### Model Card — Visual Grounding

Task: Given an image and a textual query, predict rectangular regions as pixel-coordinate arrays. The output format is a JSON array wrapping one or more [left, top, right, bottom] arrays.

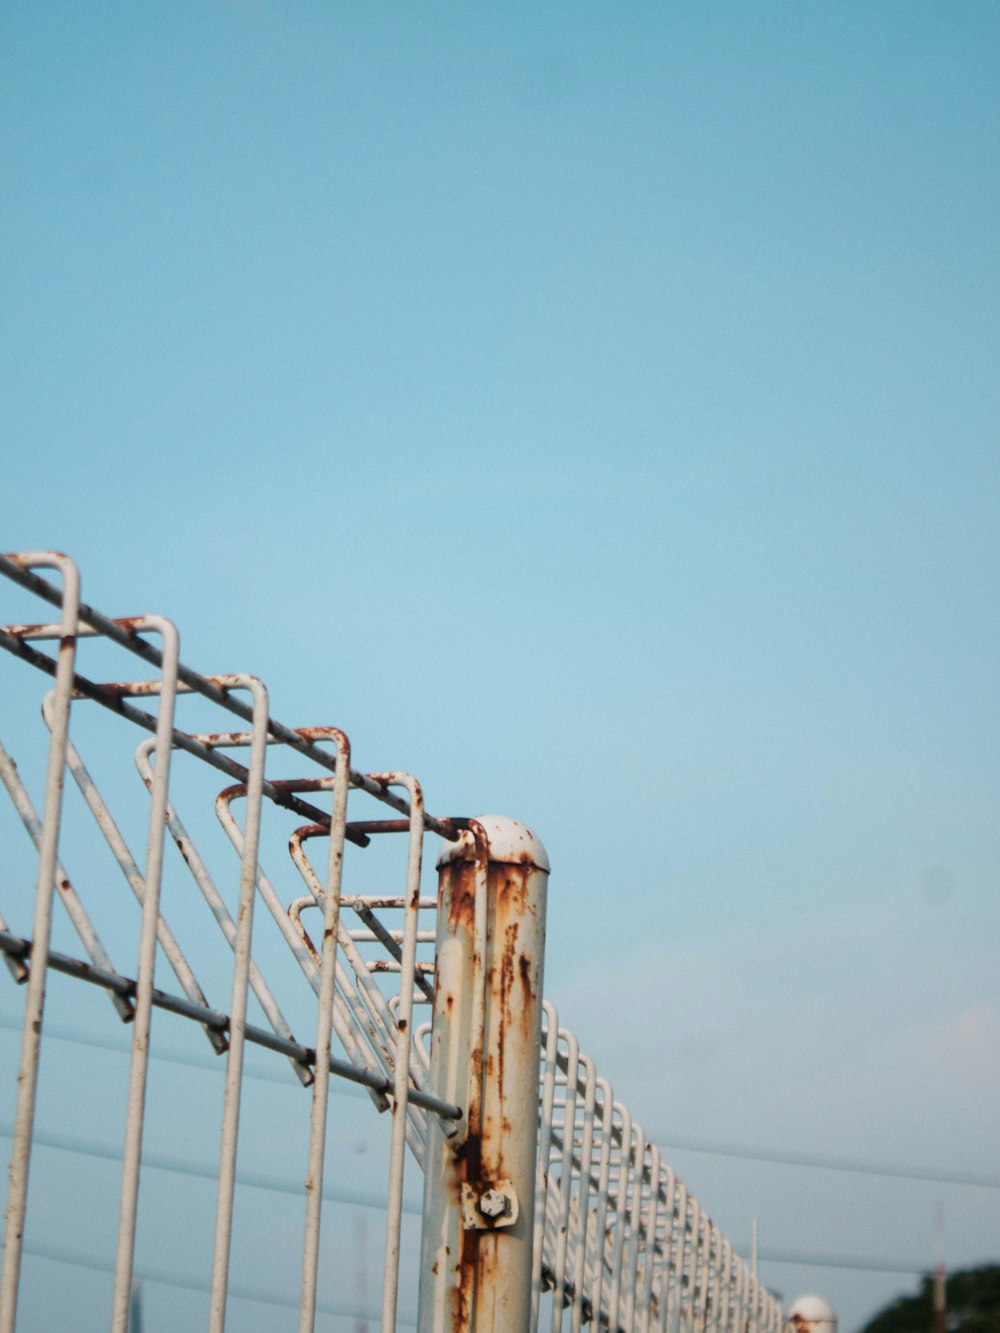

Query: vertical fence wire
[[50, 715, 221, 1045], [0, 553, 81, 1333], [207, 677, 270, 1333], [0, 732, 130, 1017], [298, 730, 350, 1333], [374, 775, 424, 1333], [111, 619, 181, 1332]]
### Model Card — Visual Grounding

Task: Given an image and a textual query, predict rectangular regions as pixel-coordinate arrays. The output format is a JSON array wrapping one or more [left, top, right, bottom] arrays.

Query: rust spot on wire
[[295, 726, 348, 744], [112, 616, 146, 634]]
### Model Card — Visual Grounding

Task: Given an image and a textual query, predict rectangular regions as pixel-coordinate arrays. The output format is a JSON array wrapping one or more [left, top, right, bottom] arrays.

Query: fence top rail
[[0, 550, 463, 842]]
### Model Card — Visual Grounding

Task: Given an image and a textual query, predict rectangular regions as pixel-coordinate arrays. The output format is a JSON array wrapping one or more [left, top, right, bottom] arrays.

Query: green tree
[[861, 1264, 1000, 1333]]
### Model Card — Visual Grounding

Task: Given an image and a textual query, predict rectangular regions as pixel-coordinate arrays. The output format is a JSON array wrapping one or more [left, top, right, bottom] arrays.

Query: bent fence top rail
[[0, 550, 784, 1333]]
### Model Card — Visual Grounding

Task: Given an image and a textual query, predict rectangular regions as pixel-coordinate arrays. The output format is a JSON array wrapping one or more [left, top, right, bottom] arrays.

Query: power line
[[5, 1011, 993, 1192], [0, 1010, 365, 1095], [0, 1122, 420, 1217], [755, 1248, 926, 1276], [1, 1124, 941, 1282], [649, 1133, 999, 1192], [19, 1239, 929, 1317], [22, 1239, 418, 1327]]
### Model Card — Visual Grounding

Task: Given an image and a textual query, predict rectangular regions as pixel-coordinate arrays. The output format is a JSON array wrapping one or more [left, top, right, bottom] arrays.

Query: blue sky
[[2, 3, 998, 1329]]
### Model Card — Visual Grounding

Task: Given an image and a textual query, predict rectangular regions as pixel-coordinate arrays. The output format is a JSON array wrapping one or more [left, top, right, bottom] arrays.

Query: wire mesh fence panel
[[531, 1000, 785, 1333], [0, 551, 788, 1333]]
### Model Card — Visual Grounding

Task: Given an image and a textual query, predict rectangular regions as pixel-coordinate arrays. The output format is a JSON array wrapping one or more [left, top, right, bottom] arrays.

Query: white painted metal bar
[[207, 677, 269, 1333], [42, 709, 218, 1041], [637, 1143, 662, 1333], [671, 1181, 690, 1333], [373, 773, 424, 1333], [606, 1100, 633, 1332], [532, 999, 789, 1333], [111, 617, 181, 1333], [0, 552, 80, 1333], [289, 826, 434, 1102], [715, 1233, 731, 1332], [297, 728, 350, 1333], [287, 891, 412, 1111], [531, 1002, 561, 1328], [689, 1202, 706, 1333], [655, 1162, 678, 1333], [135, 739, 304, 1070], [0, 737, 131, 1019], [623, 1123, 647, 1332], [0, 926, 456, 1115], [549, 1031, 580, 1333], [590, 1075, 617, 1327], [568, 1054, 597, 1333], [217, 795, 393, 1103], [711, 1220, 724, 1331]]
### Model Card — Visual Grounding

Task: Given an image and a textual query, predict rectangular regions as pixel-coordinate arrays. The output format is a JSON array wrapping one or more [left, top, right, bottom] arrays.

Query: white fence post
[[417, 816, 549, 1333]]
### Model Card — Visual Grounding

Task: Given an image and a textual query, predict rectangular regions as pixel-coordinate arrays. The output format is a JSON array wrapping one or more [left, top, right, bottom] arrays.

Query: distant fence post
[[417, 816, 549, 1333]]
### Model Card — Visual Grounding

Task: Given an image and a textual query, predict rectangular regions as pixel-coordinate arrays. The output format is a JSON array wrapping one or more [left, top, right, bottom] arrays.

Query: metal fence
[[0, 550, 784, 1332]]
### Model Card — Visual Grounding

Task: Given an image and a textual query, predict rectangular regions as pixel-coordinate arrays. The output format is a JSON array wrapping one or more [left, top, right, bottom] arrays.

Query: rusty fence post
[[417, 816, 549, 1333]]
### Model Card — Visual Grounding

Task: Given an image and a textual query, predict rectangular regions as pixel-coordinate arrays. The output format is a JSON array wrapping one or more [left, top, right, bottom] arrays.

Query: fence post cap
[[437, 815, 550, 872]]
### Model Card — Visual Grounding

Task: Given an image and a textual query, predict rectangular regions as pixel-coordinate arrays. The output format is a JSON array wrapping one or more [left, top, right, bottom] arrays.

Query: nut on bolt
[[461, 1179, 518, 1229], [477, 1188, 510, 1220]]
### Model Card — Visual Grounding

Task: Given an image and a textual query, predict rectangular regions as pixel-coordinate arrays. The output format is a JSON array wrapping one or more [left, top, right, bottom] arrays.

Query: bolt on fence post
[[417, 816, 549, 1333]]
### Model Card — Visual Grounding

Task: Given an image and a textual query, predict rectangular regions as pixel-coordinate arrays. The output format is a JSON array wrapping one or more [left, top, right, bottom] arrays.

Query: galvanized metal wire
[[0, 550, 785, 1333]]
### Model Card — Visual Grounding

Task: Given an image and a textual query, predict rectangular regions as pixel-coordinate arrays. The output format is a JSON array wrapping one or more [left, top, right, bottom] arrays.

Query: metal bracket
[[461, 1179, 519, 1230]]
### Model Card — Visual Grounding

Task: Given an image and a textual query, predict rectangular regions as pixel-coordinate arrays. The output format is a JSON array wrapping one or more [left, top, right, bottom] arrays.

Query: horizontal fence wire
[[0, 550, 787, 1333]]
